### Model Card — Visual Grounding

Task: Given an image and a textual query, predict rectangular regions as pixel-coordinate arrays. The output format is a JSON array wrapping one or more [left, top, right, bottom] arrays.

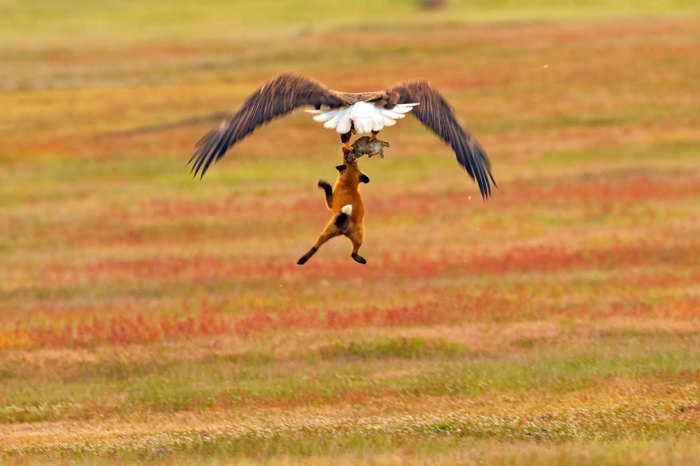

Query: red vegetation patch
[[98, 175, 700, 227], [467, 240, 698, 274], [4, 291, 697, 350], [46, 256, 300, 282], [39, 237, 699, 288], [1, 301, 445, 349]]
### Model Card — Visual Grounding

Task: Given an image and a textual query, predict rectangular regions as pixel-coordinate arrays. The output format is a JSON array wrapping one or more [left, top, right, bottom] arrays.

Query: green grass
[[318, 337, 469, 360], [2, 0, 700, 47], [1, 334, 697, 425]]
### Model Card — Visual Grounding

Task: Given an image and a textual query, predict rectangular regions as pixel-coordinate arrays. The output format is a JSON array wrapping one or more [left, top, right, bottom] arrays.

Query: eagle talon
[[343, 143, 354, 153]]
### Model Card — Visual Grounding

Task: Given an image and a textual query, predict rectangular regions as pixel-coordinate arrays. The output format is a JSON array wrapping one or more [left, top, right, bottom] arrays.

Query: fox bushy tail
[[334, 204, 352, 229]]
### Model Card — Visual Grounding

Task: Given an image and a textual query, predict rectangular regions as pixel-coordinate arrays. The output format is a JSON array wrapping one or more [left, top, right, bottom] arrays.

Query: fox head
[[336, 162, 370, 185]]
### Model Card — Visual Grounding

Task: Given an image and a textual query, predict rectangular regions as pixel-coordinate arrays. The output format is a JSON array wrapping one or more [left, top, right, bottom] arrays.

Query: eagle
[[190, 73, 495, 198]]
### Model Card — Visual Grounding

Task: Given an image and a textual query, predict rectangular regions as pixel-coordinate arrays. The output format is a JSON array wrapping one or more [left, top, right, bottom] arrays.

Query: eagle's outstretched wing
[[190, 74, 349, 177], [385, 80, 495, 199]]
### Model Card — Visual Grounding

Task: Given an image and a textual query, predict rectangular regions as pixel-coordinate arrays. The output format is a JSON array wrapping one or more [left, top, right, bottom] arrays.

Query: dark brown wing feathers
[[386, 80, 495, 199], [190, 74, 495, 199], [189, 74, 349, 177]]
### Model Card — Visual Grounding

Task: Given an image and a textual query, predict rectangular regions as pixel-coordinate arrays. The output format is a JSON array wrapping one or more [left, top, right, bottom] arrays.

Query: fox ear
[[359, 174, 370, 184], [336, 165, 347, 172]]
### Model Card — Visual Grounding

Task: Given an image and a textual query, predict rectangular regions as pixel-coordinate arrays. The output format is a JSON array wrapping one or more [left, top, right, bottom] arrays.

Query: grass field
[[1, 1, 699, 463]]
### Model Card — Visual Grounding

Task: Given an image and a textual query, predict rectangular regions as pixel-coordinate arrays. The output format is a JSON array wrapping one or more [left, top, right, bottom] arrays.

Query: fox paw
[[351, 253, 367, 265]]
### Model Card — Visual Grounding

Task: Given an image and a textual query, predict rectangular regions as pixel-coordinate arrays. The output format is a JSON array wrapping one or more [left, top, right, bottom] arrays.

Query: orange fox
[[297, 160, 370, 265]]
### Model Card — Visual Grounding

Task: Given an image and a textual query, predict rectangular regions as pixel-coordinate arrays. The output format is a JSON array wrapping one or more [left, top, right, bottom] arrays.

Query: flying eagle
[[190, 73, 495, 198]]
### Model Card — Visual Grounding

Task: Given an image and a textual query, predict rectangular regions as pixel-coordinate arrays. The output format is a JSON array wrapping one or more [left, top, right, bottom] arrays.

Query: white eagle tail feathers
[[307, 102, 419, 134], [341, 204, 353, 215]]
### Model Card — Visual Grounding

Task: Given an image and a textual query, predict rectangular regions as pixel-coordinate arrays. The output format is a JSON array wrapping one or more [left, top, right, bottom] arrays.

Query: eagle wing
[[385, 80, 495, 198], [190, 74, 350, 177]]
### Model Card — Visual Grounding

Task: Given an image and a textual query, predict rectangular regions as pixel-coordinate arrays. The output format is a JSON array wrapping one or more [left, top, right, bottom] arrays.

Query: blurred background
[[1, 0, 699, 462]]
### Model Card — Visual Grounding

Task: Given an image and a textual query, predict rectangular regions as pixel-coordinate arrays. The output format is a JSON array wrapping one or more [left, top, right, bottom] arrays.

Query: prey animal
[[297, 142, 380, 265]]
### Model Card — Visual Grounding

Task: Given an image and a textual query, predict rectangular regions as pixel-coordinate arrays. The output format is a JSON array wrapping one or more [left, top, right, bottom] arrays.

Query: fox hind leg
[[351, 252, 366, 264], [297, 223, 341, 265], [346, 227, 366, 265], [296, 247, 317, 265]]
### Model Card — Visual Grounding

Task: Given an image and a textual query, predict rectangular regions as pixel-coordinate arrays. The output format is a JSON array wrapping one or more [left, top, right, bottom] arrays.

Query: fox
[[297, 160, 370, 265]]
